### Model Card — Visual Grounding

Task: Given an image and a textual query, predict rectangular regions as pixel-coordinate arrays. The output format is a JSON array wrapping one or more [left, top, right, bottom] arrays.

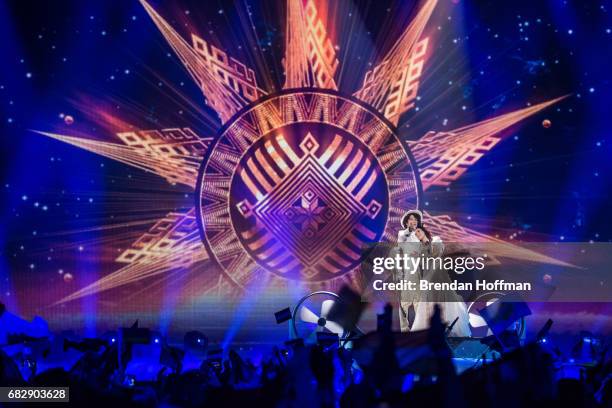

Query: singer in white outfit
[[409, 225, 471, 337], [396, 210, 422, 333], [396, 210, 471, 337]]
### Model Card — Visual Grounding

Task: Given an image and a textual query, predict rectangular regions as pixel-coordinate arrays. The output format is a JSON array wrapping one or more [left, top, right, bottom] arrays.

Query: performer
[[395, 210, 471, 337], [396, 210, 423, 332], [410, 225, 471, 337], [398, 209, 422, 243]]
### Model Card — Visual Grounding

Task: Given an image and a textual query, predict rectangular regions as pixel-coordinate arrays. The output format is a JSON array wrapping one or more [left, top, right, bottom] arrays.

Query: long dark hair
[[416, 225, 432, 241], [402, 212, 422, 229]]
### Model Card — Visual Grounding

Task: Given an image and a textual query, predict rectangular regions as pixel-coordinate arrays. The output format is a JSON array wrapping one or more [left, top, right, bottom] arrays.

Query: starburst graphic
[[36, 0, 569, 306]]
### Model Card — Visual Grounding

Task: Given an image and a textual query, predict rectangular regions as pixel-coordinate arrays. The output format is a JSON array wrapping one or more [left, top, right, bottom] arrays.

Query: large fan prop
[[291, 291, 348, 344], [467, 292, 526, 339]]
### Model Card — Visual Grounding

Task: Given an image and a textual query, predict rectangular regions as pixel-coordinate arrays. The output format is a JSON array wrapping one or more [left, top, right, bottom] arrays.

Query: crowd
[[0, 305, 610, 407]]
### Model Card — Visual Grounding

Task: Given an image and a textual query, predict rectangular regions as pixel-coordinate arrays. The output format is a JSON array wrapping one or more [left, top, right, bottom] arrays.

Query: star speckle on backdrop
[[0, 0, 610, 321]]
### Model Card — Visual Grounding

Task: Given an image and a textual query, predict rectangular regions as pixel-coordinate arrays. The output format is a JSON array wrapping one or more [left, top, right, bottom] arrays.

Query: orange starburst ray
[[425, 212, 574, 267], [191, 33, 266, 103], [55, 209, 208, 304], [410, 96, 567, 190], [35, 128, 211, 189], [54, 247, 205, 304], [140, 0, 266, 124], [283, 0, 339, 90], [354, 0, 437, 124]]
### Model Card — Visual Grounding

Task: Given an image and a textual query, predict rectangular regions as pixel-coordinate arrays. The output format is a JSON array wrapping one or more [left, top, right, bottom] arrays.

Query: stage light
[[572, 331, 599, 362], [274, 307, 292, 324], [536, 318, 554, 343], [184, 331, 208, 351], [123, 375, 136, 388]]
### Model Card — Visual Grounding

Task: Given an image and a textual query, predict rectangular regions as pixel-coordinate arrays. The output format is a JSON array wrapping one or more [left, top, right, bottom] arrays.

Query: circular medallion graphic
[[197, 90, 421, 287]]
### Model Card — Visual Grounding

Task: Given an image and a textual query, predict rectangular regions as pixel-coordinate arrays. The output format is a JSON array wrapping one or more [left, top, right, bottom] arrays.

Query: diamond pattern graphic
[[254, 156, 366, 266]]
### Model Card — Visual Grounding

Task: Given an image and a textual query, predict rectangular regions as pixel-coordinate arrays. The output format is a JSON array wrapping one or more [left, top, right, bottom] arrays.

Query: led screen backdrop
[[1, 0, 610, 339]]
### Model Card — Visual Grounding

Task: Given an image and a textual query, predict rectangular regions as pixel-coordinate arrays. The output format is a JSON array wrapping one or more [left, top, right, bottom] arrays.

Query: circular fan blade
[[468, 313, 487, 328], [299, 305, 320, 324], [320, 299, 335, 318], [325, 320, 344, 335], [469, 298, 500, 328], [485, 301, 501, 317]]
